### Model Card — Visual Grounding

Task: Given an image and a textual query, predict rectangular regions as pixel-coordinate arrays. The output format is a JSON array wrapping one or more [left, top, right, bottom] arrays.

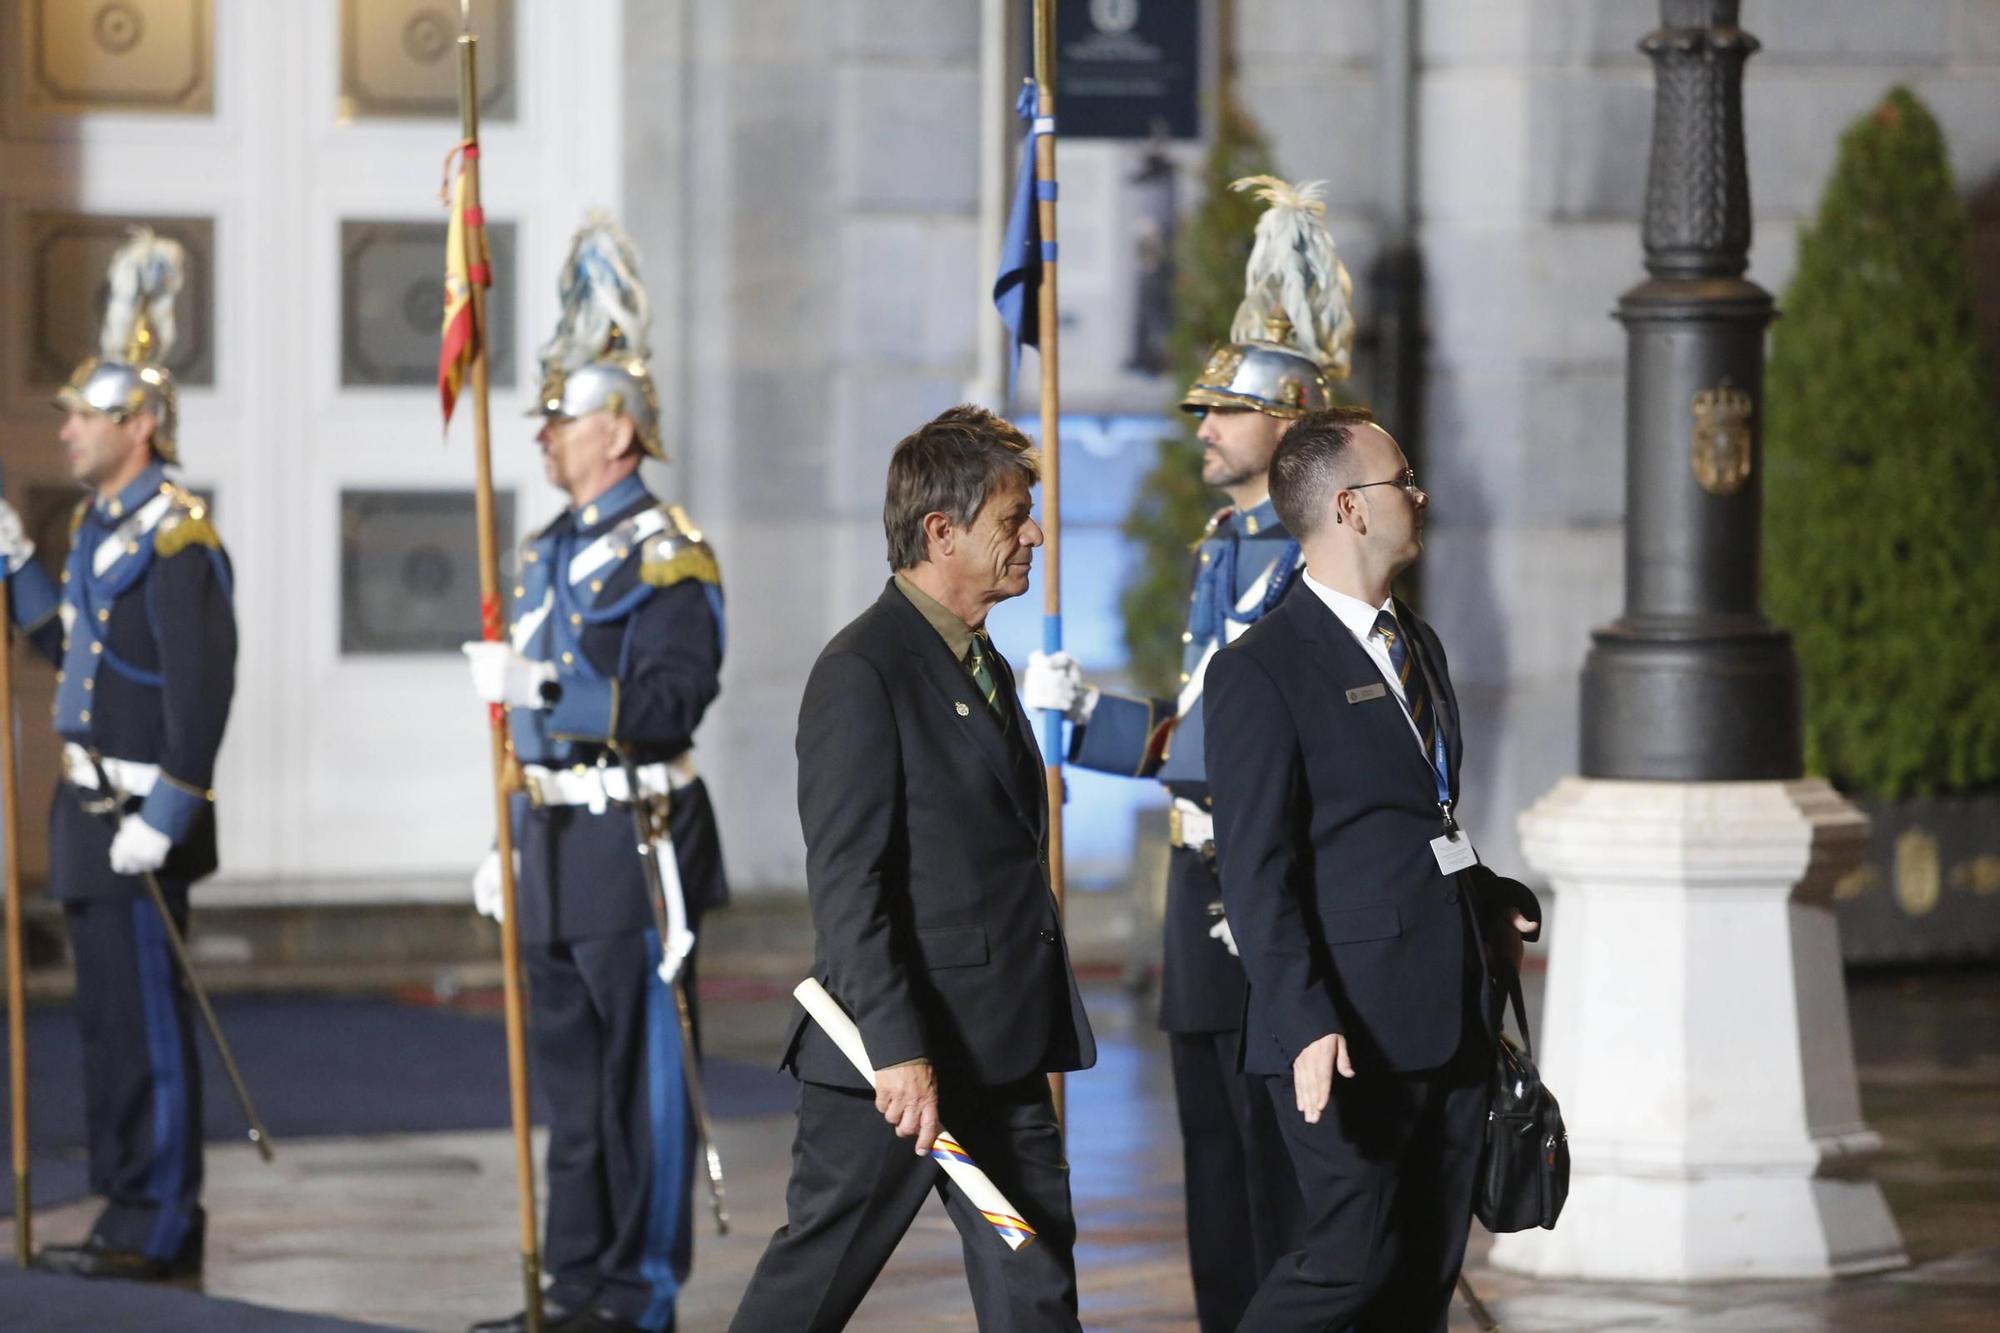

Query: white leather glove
[[0, 498, 35, 574], [109, 816, 173, 877], [461, 641, 555, 709], [472, 849, 521, 921], [1022, 650, 1096, 722], [1208, 916, 1239, 958]]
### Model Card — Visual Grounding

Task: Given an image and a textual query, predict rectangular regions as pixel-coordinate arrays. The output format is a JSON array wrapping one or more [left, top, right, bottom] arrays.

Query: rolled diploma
[[793, 978, 1037, 1251]]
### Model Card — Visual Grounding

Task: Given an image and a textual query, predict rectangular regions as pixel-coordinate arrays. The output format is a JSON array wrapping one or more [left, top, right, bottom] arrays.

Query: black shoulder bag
[[1475, 972, 1569, 1233]]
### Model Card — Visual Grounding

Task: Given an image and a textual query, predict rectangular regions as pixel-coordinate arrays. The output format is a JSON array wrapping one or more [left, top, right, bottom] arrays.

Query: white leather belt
[[1168, 797, 1213, 849], [521, 754, 697, 812], [63, 744, 160, 797]]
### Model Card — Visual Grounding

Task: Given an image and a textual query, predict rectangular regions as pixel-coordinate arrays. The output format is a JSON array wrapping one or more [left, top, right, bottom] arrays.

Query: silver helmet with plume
[[1181, 176, 1355, 419], [528, 213, 664, 459], [55, 227, 187, 463]]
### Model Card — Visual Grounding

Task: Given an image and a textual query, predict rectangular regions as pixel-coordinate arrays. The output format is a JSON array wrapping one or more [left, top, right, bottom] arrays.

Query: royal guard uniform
[[1025, 179, 1356, 1330], [0, 230, 236, 1281], [463, 217, 727, 1333]]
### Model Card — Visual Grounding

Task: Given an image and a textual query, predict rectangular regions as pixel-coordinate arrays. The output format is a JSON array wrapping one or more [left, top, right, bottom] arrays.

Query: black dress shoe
[[569, 1311, 651, 1333], [467, 1303, 580, 1333], [33, 1232, 203, 1282]]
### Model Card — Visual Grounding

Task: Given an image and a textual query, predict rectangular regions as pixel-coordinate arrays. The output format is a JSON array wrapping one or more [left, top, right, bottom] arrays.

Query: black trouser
[[527, 931, 695, 1331], [1168, 1028, 1304, 1332], [64, 886, 204, 1260], [729, 1075, 1080, 1333], [1239, 1022, 1489, 1333]]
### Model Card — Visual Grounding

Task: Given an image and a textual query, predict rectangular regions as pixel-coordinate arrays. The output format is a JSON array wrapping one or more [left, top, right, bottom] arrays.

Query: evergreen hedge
[[1118, 95, 1277, 696], [1765, 86, 2000, 797]]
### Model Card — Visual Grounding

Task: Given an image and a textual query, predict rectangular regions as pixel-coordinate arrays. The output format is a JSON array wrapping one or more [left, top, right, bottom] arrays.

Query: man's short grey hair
[[1270, 405, 1379, 539], [884, 405, 1040, 570]]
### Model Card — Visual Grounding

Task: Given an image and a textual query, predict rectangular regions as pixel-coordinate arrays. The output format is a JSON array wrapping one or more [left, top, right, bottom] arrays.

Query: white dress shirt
[[1300, 569, 1426, 750]]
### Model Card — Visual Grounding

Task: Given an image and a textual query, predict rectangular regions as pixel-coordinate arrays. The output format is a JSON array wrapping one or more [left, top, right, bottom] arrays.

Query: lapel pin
[[955, 702, 970, 717]]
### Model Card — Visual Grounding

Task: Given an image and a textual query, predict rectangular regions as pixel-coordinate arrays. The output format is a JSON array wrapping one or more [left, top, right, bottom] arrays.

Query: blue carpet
[[2, 992, 794, 1216], [0, 1263, 399, 1331]]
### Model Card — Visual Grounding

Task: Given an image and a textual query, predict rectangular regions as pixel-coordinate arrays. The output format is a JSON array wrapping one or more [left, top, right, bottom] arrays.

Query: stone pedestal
[[1488, 777, 1907, 1281]]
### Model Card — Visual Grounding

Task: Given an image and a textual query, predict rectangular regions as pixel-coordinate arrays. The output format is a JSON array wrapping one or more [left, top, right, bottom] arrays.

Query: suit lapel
[[1396, 598, 1461, 801], [990, 649, 1049, 839], [1286, 591, 1443, 795], [883, 586, 1042, 839]]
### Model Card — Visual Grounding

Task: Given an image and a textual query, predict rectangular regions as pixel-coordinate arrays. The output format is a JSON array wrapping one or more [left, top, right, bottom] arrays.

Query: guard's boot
[[467, 1301, 584, 1333], [34, 1223, 204, 1283]]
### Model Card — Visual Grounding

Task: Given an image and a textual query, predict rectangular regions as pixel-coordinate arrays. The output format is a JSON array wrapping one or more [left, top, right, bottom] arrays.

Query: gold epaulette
[[153, 484, 222, 558], [1189, 506, 1234, 551], [640, 504, 721, 588], [69, 499, 88, 538]]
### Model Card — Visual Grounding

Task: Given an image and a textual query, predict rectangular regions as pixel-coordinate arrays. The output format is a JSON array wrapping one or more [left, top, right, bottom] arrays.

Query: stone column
[[1488, 1, 1906, 1281]]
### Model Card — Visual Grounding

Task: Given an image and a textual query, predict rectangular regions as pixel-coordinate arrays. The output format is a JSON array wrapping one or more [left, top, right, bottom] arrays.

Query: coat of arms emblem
[[1690, 380, 1755, 496]]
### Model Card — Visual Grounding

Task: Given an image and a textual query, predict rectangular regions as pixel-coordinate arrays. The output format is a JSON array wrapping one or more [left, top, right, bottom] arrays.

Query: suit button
[[1445, 888, 1460, 905]]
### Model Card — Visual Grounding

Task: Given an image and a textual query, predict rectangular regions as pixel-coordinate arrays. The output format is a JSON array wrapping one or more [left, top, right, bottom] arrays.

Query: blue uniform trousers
[[64, 882, 204, 1261], [528, 929, 695, 1331]]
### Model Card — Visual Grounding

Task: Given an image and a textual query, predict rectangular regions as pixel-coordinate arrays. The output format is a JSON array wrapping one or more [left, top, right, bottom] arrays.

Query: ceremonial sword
[[80, 756, 273, 1162], [616, 747, 727, 1234]]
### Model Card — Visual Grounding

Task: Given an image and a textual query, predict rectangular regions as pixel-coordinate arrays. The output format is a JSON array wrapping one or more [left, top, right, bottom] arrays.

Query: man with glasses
[[1205, 409, 1540, 1330], [1021, 177, 1356, 1329]]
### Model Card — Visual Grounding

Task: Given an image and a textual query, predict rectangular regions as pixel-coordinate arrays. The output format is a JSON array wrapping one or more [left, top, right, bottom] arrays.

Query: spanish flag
[[438, 141, 490, 426]]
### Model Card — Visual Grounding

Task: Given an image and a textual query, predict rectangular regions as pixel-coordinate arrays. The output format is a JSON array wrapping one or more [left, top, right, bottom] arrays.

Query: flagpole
[[2, 573, 31, 1266], [1031, 0, 1066, 1121], [455, 14, 544, 1332]]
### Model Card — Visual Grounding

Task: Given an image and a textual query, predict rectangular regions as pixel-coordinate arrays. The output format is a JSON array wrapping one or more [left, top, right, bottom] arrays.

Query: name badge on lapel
[[1345, 682, 1387, 704]]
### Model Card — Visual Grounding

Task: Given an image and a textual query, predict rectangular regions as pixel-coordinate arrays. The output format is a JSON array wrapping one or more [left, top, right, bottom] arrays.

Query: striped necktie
[[1373, 608, 1437, 759], [965, 631, 1008, 728]]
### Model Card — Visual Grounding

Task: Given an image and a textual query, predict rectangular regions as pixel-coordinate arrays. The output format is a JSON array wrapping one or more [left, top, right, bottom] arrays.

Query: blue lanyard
[[1429, 721, 1456, 833], [1406, 631, 1455, 832]]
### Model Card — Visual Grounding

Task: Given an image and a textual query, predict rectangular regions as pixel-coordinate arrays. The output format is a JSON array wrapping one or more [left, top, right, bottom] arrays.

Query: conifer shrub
[[1765, 86, 2000, 797]]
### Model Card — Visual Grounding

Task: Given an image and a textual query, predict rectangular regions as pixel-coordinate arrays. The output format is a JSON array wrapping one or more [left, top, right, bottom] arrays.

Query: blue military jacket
[[6, 462, 237, 898], [1066, 495, 1300, 1033], [505, 474, 729, 944], [1069, 496, 1300, 795]]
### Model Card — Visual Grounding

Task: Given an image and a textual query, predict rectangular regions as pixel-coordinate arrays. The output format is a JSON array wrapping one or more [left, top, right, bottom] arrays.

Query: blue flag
[[992, 81, 1053, 394]]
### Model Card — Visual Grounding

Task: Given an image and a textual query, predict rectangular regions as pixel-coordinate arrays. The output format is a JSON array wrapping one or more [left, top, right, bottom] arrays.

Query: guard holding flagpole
[[1022, 177, 1357, 1330], [460, 215, 729, 1333], [0, 229, 238, 1283]]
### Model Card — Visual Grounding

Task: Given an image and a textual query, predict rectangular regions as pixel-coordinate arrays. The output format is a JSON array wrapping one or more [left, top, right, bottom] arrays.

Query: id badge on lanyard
[[1424, 714, 1478, 875]]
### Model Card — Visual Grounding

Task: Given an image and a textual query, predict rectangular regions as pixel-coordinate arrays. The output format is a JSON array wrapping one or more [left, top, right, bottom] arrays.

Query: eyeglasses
[[1347, 468, 1421, 495]]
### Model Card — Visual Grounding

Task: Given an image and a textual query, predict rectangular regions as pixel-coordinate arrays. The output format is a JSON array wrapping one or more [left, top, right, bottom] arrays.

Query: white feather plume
[[1227, 176, 1355, 378], [100, 227, 185, 364], [539, 211, 651, 374]]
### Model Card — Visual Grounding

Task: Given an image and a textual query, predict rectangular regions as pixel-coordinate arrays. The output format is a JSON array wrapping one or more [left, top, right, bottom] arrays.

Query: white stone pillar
[[1488, 777, 1907, 1281]]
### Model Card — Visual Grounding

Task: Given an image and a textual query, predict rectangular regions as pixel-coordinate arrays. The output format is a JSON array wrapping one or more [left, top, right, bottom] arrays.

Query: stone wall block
[[839, 0, 979, 60], [835, 65, 980, 213], [1238, 0, 1380, 62]]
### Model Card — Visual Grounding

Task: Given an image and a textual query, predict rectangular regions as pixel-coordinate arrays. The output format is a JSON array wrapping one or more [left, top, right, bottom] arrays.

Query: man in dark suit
[[729, 405, 1096, 1332], [1204, 408, 1540, 1330]]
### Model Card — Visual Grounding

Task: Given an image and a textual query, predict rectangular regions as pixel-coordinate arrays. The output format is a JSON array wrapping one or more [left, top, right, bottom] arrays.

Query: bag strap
[[1505, 969, 1533, 1062]]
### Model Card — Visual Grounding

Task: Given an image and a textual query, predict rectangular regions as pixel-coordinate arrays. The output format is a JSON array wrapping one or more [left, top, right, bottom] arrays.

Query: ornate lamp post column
[[1489, 1, 1907, 1281], [1583, 0, 1793, 781]]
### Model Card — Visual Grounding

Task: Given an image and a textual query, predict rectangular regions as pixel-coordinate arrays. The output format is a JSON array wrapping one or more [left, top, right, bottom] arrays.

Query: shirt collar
[[893, 573, 977, 662], [95, 461, 168, 523], [1236, 496, 1280, 538], [1301, 568, 1393, 647], [570, 474, 652, 535]]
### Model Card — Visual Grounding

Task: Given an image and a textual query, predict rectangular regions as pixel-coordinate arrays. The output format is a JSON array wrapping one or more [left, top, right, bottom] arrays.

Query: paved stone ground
[[3, 907, 1995, 1331]]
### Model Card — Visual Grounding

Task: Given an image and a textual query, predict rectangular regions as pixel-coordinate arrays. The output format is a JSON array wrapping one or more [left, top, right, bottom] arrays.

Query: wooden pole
[[2, 578, 30, 1265], [1031, 0, 1065, 1120], [457, 18, 543, 1332]]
